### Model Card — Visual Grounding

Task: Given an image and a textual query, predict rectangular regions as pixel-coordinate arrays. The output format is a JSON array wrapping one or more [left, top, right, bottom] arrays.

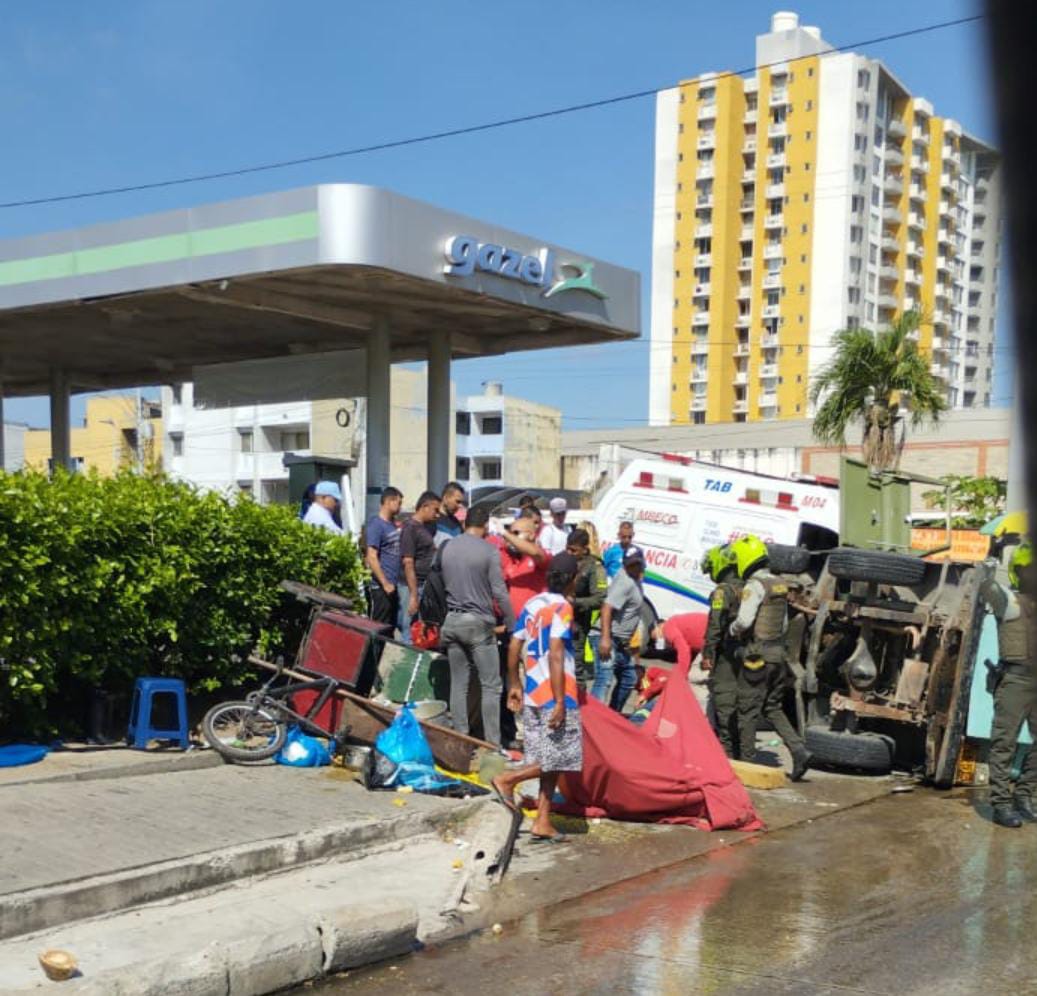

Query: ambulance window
[[797, 523, 838, 552]]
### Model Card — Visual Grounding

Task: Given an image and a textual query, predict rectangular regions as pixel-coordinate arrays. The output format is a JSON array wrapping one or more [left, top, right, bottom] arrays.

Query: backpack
[[418, 544, 448, 627]]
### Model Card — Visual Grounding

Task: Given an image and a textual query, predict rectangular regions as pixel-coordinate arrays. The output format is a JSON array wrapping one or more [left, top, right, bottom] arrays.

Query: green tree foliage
[[921, 474, 1007, 528], [0, 470, 365, 736], [809, 311, 947, 471]]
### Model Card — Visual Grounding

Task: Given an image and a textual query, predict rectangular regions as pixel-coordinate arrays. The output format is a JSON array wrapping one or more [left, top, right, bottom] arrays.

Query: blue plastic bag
[[275, 726, 333, 767], [375, 703, 435, 768], [0, 744, 49, 767]]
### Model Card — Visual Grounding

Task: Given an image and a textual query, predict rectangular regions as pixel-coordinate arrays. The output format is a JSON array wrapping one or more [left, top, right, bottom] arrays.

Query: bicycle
[[201, 657, 347, 763]]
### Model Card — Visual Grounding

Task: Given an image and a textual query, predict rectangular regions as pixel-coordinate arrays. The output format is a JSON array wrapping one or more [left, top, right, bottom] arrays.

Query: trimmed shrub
[[0, 470, 365, 736]]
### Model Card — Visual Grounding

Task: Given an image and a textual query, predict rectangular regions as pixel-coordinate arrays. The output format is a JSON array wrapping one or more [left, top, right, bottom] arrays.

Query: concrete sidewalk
[[0, 763, 479, 940]]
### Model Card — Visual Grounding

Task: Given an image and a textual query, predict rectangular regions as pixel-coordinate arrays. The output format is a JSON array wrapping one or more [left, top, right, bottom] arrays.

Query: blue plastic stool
[[127, 677, 190, 749]]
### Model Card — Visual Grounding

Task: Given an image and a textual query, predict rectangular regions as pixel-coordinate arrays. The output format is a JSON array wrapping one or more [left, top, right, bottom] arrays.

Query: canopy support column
[[0, 379, 5, 471], [427, 331, 451, 492], [365, 317, 391, 520], [49, 369, 72, 474]]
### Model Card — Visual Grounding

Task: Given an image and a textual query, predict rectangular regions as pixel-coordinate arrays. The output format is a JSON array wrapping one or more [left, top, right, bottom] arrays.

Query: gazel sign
[[443, 235, 608, 300]]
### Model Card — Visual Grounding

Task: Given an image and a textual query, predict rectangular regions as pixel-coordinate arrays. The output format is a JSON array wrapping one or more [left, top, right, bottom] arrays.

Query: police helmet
[[730, 535, 769, 580]]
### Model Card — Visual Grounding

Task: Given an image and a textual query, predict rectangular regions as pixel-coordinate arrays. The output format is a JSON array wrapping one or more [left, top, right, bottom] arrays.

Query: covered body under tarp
[[557, 656, 764, 832]]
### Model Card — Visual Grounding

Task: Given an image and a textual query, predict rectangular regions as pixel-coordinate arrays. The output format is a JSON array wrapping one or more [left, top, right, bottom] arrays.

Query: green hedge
[[0, 470, 365, 737]]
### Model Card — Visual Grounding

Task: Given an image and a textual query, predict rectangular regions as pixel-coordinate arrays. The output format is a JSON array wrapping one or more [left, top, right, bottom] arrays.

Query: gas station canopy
[[0, 184, 640, 397]]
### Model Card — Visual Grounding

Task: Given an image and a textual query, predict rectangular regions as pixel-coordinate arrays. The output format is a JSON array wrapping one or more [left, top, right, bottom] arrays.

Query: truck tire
[[767, 543, 811, 575], [826, 548, 926, 585], [805, 726, 895, 774]]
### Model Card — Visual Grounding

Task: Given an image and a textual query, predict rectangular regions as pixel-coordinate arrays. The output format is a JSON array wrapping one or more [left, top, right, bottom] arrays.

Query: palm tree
[[809, 311, 947, 472]]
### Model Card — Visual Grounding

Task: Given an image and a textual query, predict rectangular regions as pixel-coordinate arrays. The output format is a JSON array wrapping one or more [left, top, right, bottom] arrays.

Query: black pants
[[369, 584, 399, 630]]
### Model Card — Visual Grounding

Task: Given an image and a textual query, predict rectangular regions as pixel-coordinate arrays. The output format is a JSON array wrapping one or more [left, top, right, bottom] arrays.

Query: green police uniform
[[983, 580, 1037, 813], [704, 578, 743, 757], [731, 570, 806, 764], [572, 553, 608, 688]]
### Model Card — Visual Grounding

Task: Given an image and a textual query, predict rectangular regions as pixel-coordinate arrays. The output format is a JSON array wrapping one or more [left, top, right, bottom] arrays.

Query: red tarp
[[558, 613, 764, 832]]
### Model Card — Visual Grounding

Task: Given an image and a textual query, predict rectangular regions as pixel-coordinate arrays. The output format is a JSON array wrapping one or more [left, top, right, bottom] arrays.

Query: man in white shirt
[[302, 481, 344, 535], [539, 497, 572, 555]]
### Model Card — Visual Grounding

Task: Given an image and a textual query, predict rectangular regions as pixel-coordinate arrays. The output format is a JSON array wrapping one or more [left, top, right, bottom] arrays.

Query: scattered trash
[[0, 744, 49, 768], [456, 840, 470, 849], [492, 923, 504, 935], [452, 858, 464, 869], [392, 798, 407, 807], [767, 739, 781, 747], [396, 785, 414, 794], [38, 949, 77, 981], [275, 727, 333, 767], [891, 783, 915, 794]]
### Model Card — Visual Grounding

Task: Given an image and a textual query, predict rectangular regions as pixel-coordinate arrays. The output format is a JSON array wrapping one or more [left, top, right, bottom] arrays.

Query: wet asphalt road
[[315, 788, 1037, 995]]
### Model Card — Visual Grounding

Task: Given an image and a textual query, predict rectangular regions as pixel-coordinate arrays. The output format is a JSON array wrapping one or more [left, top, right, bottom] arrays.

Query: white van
[[593, 456, 840, 619]]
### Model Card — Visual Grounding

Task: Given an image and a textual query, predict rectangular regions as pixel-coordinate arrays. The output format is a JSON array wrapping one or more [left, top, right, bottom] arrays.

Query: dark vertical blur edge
[[984, 1, 1034, 527]]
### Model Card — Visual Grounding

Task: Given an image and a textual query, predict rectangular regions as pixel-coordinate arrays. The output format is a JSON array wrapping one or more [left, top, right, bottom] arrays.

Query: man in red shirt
[[488, 509, 549, 747]]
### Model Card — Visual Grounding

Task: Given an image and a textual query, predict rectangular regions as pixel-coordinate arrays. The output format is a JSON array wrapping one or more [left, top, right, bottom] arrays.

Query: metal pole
[[365, 316, 392, 520], [426, 331, 451, 491], [0, 379, 6, 471], [49, 369, 72, 473]]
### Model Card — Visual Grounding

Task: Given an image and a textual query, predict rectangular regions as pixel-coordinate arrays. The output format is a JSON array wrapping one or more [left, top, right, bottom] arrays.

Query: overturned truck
[[788, 547, 990, 786]]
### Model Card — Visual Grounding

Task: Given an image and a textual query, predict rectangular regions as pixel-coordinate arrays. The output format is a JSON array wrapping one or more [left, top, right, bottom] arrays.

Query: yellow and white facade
[[649, 12, 1001, 425]]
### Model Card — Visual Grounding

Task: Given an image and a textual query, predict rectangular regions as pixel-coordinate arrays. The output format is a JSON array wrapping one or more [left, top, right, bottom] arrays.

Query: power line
[[0, 14, 984, 211]]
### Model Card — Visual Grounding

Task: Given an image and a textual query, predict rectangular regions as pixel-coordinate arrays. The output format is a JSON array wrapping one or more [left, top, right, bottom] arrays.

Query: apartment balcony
[[740, 199, 755, 214], [742, 167, 756, 182], [691, 397, 708, 412], [734, 371, 748, 386], [733, 399, 749, 414], [887, 118, 907, 139], [903, 295, 919, 311], [698, 103, 717, 121], [695, 224, 713, 239], [763, 243, 783, 259], [937, 227, 952, 246], [734, 341, 750, 356], [697, 163, 715, 180], [912, 125, 929, 144], [692, 283, 711, 299], [698, 134, 716, 150], [878, 293, 898, 310], [765, 183, 785, 199], [930, 360, 949, 379], [881, 234, 900, 252], [939, 172, 954, 190], [760, 363, 779, 378], [907, 211, 924, 230], [885, 147, 905, 167], [743, 109, 758, 124], [767, 122, 788, 138], [762, 304, 780, 319], [911, 155, 929, 172], [691, 368, 709, 384], [744, 77, 758, 94], [769, 88, 789, 106], [759, 393, 778, 409], [697, 194, 714, 208], [763, 213, 783, 229], [766, 152, 786, 169], [737, 284, 752, 300], [692, 312, 710, 327], [762, 273, 782, 290], [879, 264, 899, 282], [932, 307, 950, 324], [883, 205, 903, 226], [906, 241, 924, 258], [695, 252, 711, 267], [905, 268, 921, 285], [691, 339, 710, 355], [738, 256, 753, 270], [761, 333, 780, 349], [883, 174, 904, 195], [735, 314, 751, 328], [743, 138, 757, 153], [909, 183, 926, 201], [740, 225, 755, 240]]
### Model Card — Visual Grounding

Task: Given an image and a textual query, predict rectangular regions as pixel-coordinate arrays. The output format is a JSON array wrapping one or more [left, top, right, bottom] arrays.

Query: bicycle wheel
[[202, 700, 286, 762]]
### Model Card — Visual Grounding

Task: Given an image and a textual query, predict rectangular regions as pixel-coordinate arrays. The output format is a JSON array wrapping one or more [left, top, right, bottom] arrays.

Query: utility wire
[[0, 14, 984, 210]]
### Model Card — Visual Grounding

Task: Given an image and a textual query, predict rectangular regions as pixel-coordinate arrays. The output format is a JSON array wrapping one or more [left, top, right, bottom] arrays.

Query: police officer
[[982, 539, 1037, 828], [728, 535, 811, 781], [701, 544, 743, 757], [567, 527, 608, 689]]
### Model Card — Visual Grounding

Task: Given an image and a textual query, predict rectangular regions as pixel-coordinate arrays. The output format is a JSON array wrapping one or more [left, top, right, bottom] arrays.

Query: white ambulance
[[593, 455, 840, 619]]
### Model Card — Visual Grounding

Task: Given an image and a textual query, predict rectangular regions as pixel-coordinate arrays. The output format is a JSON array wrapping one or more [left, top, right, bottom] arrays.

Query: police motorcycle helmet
[[730, 534, 769, 580]]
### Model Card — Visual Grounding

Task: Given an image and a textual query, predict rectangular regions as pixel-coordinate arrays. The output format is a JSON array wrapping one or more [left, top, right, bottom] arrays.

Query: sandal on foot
[[529, 832, 569, 844]]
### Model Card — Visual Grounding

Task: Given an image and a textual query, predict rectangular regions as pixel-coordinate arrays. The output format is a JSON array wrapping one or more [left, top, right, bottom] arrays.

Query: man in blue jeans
[[440, 504, 514, 746], [593, 551, 645, 711]]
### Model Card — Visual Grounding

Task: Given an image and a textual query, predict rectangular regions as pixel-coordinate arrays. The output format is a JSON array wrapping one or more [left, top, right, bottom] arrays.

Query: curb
[[0, 749, 223, 789], [0, 797, 487, 942], [14, 898, 419, 996]]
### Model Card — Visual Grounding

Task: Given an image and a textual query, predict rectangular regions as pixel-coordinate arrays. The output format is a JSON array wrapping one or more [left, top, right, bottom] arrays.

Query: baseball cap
[[547, 551, 579, 581], [314, 480, 343, 501], [623, 547, 646, 566], [549, 497, 567, 514]]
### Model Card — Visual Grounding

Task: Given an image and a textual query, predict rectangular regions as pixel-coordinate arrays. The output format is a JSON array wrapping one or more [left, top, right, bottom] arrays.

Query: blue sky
[[0, 0, 1006, 429]]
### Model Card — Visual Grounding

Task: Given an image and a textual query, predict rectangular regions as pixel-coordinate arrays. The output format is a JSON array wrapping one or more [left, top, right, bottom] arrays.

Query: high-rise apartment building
[[649, 11, 1001, 426]]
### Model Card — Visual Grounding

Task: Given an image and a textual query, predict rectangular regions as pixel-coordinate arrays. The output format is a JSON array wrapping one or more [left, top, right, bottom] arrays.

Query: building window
[[806, 99, 813, 110], [479, 459, 502, 480], [170, 433, 183, 457], [480, 415, 503, 435], [281, 429, 310, 451], [239, 430, 253, 454], [455, 457, 470, 479], [692, 411, 706, 425], [239, 482, 253, 495], [455, 412, 471, 435], [171, 384, 182, 405]]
